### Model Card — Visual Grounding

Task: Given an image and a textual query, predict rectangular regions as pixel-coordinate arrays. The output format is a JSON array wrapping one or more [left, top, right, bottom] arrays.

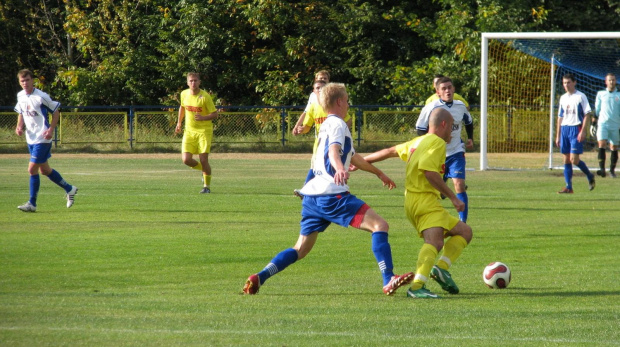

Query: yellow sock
[[204, 174, 211, 187], [410, 243, 438, 290], [192, 162, 203, 171], [436, 235, 468, 270]]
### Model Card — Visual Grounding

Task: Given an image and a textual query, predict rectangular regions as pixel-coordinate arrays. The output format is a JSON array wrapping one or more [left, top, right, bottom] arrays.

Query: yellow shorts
[[405, 191, 459, 237], [182, 129, 212, 154]]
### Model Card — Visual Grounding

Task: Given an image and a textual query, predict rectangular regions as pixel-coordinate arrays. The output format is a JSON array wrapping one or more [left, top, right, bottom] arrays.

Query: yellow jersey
[[425, 93, 469, 108], [180, 89, 217, 132], [395, 134, 446, 198]]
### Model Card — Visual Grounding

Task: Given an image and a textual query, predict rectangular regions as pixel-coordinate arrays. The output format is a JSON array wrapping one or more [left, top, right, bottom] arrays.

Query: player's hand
[[194, 114, 204, 121], [15, 127, 23, 136], [378, 173, 396, 190], [451, 196, 465, 212], [175, 124, 182, 134], [590, 124, 597, 137], [43, 128, 53, 140], [466, 138, 474, 149], [348, 164, 358, 172], [333, 169, 349, 186], [292, 126, 302, 135]]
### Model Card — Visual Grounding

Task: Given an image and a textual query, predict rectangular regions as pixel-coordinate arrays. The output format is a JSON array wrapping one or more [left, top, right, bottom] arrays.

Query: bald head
[[428, 108, 453, 142]]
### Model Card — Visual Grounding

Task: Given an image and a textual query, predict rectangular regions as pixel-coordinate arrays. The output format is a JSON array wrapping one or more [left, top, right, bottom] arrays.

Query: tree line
[[1, 0, 618, 108]]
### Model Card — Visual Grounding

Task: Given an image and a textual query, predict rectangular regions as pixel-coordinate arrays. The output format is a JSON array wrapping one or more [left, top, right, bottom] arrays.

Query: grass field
[[1, 153, 619, 346]]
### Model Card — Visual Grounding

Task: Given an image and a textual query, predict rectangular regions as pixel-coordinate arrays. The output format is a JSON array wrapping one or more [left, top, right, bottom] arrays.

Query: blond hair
[[319, 83, 347, 111]]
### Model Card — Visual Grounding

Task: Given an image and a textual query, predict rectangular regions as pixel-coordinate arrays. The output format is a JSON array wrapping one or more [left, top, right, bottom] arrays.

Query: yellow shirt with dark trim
[[395, 133, 446, 198], [180, 89, 217, 132], [303, 102, 351, 137], [425, 93, 469, 108]]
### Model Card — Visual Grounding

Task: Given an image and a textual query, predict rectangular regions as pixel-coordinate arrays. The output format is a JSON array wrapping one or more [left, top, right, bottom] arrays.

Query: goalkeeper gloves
[[590, 118, 597, 137]]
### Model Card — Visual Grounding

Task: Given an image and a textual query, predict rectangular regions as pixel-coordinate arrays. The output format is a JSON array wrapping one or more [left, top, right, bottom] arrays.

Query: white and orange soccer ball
[[483, 262, 511, 289]]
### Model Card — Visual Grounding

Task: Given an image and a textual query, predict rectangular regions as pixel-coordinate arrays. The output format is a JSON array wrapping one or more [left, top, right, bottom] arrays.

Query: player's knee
[[456, 222, 473, 243], [182, 158, 193, 166]]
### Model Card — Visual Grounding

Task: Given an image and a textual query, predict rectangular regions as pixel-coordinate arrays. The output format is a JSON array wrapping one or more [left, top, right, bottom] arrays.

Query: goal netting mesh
[[481, 33, 620, 170]]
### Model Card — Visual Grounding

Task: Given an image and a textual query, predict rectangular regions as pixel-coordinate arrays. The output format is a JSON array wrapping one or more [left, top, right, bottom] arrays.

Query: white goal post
[[480, 32, 620, 171]]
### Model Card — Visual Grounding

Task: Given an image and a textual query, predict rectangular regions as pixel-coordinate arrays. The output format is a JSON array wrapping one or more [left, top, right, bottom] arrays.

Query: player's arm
[[43, 109, 60, 140], [175, 106, 185, 134], [15, 113, 24, 136], [424, 170, 464, 212], [465, 122, 474, 149], [555, 115, 562, 147], [293, 112, 307, 134], [578, 111, 591, 143], [328, 143, 349, 186], [351, 153, 396, 190], [364, 146, 399, 164]]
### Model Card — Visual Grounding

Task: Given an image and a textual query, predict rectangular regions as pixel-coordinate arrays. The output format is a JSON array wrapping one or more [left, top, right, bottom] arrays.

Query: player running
[[243, 83, 413, 296]]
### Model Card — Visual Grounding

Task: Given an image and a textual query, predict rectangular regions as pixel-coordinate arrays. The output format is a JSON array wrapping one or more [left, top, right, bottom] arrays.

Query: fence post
[[129, 106, 134, 149], [280, 107, 288, 147], [355, 107, 363, 147]]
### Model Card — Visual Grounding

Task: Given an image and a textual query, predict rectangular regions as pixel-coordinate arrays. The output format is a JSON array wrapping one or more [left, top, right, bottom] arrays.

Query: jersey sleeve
[[416, 105, 432, 132], [202, 92, 217, 114], [595, 92, 602, 116], [395, 140, 414, 163], [580, 94, 592, 114], [40, 92, 60, 113]]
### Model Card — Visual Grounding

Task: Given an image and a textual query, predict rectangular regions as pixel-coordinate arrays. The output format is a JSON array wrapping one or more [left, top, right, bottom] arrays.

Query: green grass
[[0, 153, 619, 346]]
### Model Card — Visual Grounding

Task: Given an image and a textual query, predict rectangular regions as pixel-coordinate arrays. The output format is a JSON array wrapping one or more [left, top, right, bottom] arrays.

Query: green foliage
[[1, 0, 619, 107]]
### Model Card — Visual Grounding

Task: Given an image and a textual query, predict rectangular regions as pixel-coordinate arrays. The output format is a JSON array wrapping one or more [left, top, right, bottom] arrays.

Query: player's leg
[[18, 160, 42, 212], [198, 131, 213, 193], [198, 153, 211, 193], [243, 232, 315, 295], [439, 222, 472, 268], [355, 205, 413, 295], [181, 131, 202, 170], [407, 227, 443, 299], [610, 145, 618, 178], [608, 128, 619, 178], [571, 136, 595, 190], [39, 161, 78, 208], [597, 131, 608, 177], [558, 128, 574, 193]]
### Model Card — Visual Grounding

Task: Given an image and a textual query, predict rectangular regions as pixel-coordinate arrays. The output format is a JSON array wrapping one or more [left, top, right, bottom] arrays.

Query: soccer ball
[[483, 262, 511, 289]]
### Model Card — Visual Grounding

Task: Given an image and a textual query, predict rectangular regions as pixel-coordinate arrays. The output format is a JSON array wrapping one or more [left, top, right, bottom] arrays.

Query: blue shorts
[[28, 143, 52, 164], [560, 126, 583, 154], [443, 152, 466, 180], [299, 192, 366, 236]]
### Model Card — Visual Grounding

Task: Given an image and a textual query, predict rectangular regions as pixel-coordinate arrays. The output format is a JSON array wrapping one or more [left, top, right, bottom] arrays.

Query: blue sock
[[457, 192, 468, 222], [304, 169, 315, 184], [371, 231, 394, 285], [29, 174, 40, 206], [47, 169, 72, 193], [564, 164, 573, 189], [257, 248, 299, 285], [577, 160, 592, 179]]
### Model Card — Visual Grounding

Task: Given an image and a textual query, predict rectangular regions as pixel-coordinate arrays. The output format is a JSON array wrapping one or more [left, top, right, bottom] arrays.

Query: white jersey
[[299, 115, 354, 196], [304, 92, 317, 112], [416, 99, 473, 157], [14, 88, 61, 144], [558, 90, 591, 126]]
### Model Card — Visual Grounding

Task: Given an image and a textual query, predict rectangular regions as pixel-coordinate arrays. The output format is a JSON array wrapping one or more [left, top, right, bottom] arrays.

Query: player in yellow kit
[[175, 72, 218, 193], [361, 108, 473, 298]]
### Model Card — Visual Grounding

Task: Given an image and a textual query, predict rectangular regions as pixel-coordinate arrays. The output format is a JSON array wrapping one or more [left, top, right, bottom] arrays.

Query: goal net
[[480, 32, 620, 170]]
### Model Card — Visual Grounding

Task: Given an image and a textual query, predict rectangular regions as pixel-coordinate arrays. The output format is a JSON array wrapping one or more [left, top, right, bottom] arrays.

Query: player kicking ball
[[359, 108, 473, 298], [243, 83, 413, 296]]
